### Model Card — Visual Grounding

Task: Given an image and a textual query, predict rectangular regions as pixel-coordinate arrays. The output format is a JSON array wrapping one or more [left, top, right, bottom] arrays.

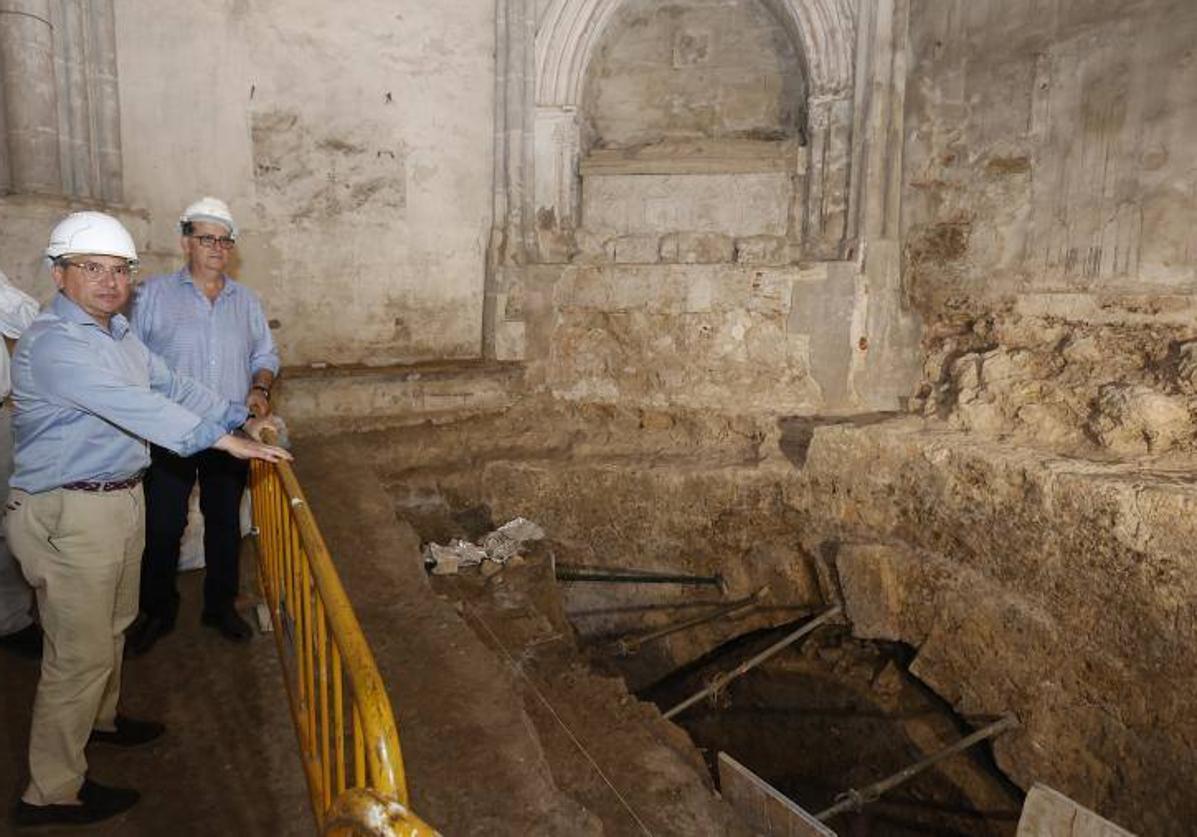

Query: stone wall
[[112, 0, 494, 365], [497, 0, 922, 416], [514, 257, 911, 415], [531, 263, 820, 412], [796, 418, 1197, 836], [902, 0, 1197, 452]]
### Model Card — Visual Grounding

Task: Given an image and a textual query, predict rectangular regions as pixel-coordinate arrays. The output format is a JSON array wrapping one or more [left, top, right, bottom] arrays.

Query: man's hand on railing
[[243, 414, 286, 444], [214, 432, 293, 463]]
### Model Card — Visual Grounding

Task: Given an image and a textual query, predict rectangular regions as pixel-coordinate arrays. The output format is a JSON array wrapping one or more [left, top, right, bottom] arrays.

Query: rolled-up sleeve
[[248, 297, 280, 376], [30, 330, 241, 457]]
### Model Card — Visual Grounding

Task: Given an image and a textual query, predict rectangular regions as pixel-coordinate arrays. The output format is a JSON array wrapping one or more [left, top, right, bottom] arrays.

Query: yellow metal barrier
[[249, 447, 438, 836]]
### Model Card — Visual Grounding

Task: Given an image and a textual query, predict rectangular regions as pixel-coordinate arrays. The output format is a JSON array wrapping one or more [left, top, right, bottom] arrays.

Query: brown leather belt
[[62, 473, 145, 492]]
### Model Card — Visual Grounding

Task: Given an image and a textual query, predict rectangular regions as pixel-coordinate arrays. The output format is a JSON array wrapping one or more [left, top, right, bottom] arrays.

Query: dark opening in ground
[[637, 623, 1024, 835], [393, 473, 1025, 836]]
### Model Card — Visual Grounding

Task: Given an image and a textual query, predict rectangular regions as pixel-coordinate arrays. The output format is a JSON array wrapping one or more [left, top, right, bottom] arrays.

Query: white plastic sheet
[[423, 517, 546, 575]]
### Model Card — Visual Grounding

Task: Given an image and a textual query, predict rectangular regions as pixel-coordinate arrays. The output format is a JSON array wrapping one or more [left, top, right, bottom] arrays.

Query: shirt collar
[[178, 267, 236, 299], [51, 293, 130, 338]]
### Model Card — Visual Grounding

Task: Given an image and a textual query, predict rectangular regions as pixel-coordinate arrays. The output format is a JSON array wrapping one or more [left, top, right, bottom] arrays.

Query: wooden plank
[[718, 752, 837, 837], [1017, 784, 1137, 837]]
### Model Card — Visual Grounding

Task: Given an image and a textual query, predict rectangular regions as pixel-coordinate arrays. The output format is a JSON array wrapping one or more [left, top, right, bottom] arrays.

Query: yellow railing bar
[[322, 788, 434, 837], [249, 434, 438, 836]]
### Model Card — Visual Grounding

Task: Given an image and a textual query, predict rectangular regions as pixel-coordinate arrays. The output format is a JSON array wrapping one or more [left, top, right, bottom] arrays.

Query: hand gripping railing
[[249, 433, 438, 836]]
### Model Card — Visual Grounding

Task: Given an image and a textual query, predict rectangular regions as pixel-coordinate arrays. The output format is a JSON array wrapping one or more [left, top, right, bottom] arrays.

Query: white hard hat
[[45, 211, 139, 263], [179, 196, 238, 238]]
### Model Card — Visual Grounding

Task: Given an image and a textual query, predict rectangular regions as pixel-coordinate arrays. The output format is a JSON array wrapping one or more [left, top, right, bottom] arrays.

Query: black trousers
[[140, 446, 249, 623]]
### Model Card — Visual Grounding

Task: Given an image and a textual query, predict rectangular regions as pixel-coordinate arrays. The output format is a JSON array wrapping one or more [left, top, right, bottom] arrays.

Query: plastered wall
[[114, 0, 494, 365]]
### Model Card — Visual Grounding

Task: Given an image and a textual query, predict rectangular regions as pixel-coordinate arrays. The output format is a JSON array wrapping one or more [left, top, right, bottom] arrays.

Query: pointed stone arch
[[535, 0, 856, 105], [528, 0, 858, 258], [486, 0, 918, 413]]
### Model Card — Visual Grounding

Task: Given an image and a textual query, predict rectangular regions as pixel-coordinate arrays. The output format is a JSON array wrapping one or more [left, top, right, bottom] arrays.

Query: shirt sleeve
[[29, 329, 243, 457], [146, 348, 248, 430], [247, 295, 280, 376]]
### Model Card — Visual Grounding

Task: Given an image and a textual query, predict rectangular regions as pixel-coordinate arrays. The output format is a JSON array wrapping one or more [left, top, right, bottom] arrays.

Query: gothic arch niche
[[531, 0, 857, 261], [583, 0, 807, 149]]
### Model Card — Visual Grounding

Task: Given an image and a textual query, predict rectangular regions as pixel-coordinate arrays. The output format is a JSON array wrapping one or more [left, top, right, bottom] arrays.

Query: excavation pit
[[289, 398, 1191, 834], [376, 406, 1026, 836]]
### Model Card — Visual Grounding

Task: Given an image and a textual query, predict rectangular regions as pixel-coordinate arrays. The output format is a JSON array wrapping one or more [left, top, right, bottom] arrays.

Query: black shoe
[[125, 613, 173, 657], [0, 624, 42, 661], [13, 778, 139, 828], [89, 715, 165, 748], [201, 609, 253, 643]]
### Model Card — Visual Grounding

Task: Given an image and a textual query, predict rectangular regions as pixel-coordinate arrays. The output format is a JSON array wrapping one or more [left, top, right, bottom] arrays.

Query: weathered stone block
[[581, 172, 791, 238], [659, 231, 734, 263], [495, 320, 526, 362], [571, 229, 608, 264], [835, 542, 910, 641], [734, 235, 789, 265], [604, 234, 660, 264]]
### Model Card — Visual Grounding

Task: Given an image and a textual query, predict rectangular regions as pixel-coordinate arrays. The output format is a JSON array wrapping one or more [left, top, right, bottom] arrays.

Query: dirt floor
[[292, 435, 751, 836], [0, 569, 311, 836], [0, 422, 753, 837], [290, 417, 1027, 836]]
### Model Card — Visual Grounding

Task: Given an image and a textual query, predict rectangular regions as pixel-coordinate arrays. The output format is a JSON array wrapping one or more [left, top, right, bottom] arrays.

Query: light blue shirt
[[9, 294, 249, 493], [132, 268, 279, 403]]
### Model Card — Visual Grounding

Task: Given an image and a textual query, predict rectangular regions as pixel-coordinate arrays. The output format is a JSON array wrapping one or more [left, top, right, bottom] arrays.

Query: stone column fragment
[[0, 0, 62, 194], [87, 0, 121, 203]]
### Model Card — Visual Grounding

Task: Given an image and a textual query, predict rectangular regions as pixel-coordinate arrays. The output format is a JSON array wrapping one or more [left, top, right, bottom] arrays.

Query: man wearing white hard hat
[[0, 269, 41, 660], [130, 197, 280, 654], [4, 211, 291, 828]]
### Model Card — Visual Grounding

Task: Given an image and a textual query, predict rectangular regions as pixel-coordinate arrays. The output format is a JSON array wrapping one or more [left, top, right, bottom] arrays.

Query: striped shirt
[[131, 268, 279, 403], [10, 294, 247, 493]]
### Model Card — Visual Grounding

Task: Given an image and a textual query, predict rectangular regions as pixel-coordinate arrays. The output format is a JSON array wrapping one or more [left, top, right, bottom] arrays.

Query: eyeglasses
[[63, 260, 137, 281], [189, 234, 236, 250]]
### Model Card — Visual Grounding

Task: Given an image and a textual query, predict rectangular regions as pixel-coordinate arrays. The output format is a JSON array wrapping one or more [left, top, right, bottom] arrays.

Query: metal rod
[[815, 713, 1020, 822], [663, 605, 841, 720], [615, 588, 771, 656], [556, 566, 726, 589]]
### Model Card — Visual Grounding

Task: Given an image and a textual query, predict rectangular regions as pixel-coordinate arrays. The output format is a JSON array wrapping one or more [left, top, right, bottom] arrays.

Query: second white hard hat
[[179, 196, 238, 239], [45, 211, 139, 263]]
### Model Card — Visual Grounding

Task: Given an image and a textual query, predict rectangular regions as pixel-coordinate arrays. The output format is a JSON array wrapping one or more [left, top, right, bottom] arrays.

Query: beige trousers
[[4, 485, 144, 805]]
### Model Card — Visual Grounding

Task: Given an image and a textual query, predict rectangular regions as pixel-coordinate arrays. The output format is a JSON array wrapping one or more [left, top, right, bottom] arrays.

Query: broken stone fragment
[[733, 235, 788, 265], [423, 540, 487, 575], [1087, 383, 1194, 455]]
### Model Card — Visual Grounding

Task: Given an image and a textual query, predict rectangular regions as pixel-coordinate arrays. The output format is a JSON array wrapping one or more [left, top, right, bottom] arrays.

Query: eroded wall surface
[[903, 0, 1197, 453], [582, 0, 806, 148], [114, 0, 494, 364], [354, 402, 1189, 832]]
